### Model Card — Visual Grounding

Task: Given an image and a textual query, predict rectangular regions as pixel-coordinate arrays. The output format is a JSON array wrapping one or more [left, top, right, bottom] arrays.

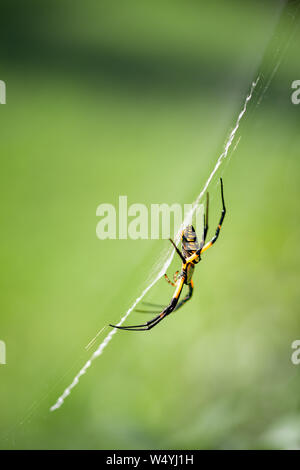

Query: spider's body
[[182, 225, 200, 261], [110, 178, 226, 332], [181, 225, 201, 283]]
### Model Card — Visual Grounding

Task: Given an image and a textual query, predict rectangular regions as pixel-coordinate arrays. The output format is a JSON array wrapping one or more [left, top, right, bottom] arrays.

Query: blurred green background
[[0, 0, 299, 450]]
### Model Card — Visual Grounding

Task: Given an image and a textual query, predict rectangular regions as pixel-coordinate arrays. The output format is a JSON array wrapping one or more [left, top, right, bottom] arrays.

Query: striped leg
[[164, 273, 176, 287], [110, 278, 185, 331]]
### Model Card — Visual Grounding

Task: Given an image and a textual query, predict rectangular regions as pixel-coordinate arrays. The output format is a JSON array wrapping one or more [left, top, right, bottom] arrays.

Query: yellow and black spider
[[110, 178, 226, 332]]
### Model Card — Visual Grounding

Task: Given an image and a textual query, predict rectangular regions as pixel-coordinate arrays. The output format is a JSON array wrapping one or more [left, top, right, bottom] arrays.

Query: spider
[[110, 178, 226, 332]]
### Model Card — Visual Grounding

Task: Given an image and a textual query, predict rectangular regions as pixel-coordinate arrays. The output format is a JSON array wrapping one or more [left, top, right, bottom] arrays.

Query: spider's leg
[[203, 191, 209, 241], [134, 301, 165, 313], [169, 238, 186, 263], [173, 271, 179, 283], [164, 273, 176, 287], [135, 308, 162, 314], [111, 313, 168, 331], [111, 311, 165, 330], [110, 278, 185, 331], [199, 192, 209, 251], [200, 178, 226, 254], [174, 280, 194, 312], [110, 307, 171, 331], [142, 302, 165, 308]]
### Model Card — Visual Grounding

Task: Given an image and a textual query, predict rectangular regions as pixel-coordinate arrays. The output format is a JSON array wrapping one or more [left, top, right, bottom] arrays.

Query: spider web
[[50, 76, 260, 412]]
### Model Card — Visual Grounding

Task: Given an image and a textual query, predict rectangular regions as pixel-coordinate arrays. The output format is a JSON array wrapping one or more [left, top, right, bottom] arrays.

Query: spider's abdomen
[[182, 225, 200, 256]]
